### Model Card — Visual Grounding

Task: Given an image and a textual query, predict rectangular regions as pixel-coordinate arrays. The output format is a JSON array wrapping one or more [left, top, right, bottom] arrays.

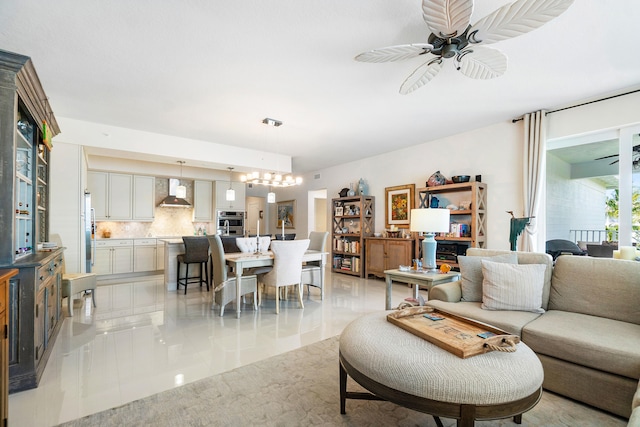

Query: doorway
[[246, 196, 266, 236]]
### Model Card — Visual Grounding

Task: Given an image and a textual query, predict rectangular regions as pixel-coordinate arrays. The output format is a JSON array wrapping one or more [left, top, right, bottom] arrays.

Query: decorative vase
[[358, 178, 365, 195], [348, 183, 356, 197]]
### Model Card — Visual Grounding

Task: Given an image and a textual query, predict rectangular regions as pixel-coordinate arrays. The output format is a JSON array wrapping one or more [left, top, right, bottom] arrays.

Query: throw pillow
[[480, 260, 546, 313], [458, 253, 518, 302]]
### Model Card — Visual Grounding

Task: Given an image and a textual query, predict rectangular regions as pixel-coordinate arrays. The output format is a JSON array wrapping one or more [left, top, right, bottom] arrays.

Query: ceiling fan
[[595, 144, 640, 170], [355, 0, 574, 94]]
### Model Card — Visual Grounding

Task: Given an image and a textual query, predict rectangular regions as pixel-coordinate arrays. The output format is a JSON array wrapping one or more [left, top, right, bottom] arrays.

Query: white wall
[[49, 142, 85, 272], [287, 121, 524, 251]]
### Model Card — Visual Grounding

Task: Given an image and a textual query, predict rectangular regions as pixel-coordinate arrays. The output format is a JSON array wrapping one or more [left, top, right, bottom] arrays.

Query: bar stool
[[177, 236, 210, 294]]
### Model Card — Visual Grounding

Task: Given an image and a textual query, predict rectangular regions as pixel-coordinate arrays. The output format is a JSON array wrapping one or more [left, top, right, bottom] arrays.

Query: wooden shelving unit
[[331, 196, 374, 277], [415, 182, 487, 269]]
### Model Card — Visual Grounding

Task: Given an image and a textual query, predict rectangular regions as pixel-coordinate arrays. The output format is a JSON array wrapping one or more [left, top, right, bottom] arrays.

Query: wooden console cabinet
[[365, 238, 415, 279]]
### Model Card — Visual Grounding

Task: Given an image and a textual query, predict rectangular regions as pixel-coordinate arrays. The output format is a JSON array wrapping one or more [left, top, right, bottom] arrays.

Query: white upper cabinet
[[88, 172, 155, 221], [193, 180, 213, 221], [214, 181, 245, 211], [133, 175, 155, 221]]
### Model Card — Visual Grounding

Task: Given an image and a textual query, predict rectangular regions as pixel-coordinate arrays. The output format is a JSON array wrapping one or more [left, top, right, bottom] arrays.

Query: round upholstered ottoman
[[339, 311, 543, 427]]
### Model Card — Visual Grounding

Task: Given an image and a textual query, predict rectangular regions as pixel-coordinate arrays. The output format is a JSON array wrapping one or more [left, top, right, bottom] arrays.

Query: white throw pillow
[[481, 260, 546, 313], [458, 253, 518, 302]]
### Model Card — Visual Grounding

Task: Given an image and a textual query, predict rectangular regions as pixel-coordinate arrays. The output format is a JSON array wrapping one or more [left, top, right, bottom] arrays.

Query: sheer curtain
[[522, 110, 546, 252]]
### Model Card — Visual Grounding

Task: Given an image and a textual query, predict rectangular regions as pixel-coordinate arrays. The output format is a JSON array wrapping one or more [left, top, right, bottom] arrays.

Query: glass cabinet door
[[15, 105, 35, 259]]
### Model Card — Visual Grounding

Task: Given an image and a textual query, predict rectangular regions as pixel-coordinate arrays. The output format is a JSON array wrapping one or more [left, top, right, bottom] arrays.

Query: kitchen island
[[160, 238, 185, 291]]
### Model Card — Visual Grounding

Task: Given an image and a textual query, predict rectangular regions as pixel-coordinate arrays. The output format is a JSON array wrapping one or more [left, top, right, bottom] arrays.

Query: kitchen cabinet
[[331, 196, 375, 277], [133, 239, 157, 272], [88, 172, 155, 221], [193, 180, 213, 221], [133, 175, 155, 221], [415, 182, 487, 269], [94, 240, 133, 275], [88, 172, 132, 220], [365, 237, 415, 279], [0, 269, 18, 424], [214, 181, 245, 211]]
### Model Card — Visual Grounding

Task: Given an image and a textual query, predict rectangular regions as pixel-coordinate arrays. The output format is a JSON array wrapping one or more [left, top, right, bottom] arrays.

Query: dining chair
[[235, 237, 257, 253], [258, 239, 310, 314], [207, 235, 258, 316], [274, 233, 296, 240], [301, 231, 329, 300], [50, 233, 97, 316], [177, 236, 209, 294]]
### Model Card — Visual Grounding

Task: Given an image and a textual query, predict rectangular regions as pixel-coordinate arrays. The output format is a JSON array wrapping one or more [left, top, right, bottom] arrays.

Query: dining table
[[224, 250, 327, 318]]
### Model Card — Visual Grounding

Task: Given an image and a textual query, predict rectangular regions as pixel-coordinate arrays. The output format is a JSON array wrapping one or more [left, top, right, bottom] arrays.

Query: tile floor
[[8, 271, 412, 426]]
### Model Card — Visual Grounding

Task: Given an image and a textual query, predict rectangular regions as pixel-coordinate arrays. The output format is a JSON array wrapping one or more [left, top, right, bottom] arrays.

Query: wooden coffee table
[[339, 311, 543, 427]]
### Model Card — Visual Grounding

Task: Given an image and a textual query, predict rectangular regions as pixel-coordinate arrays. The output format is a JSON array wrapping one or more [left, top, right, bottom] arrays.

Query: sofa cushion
[[425, 300, 542, 336], [522, 310, 640, 379], [458, 253, 518, 302], [466, 248, 553, 310], [550, 256, 640, 325], [481, 261, 546, 313]]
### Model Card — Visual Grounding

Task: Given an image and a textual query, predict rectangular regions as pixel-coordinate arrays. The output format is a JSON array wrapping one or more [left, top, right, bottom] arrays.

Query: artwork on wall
[[385, 184, 415, 229], [277, 200, 296, 229]]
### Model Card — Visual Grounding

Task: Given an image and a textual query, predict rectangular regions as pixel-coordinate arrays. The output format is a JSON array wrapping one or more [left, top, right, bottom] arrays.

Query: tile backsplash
[[95, 179, 212, 238]]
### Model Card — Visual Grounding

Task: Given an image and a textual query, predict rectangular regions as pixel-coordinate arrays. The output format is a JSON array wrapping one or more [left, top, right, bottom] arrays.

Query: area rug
[[59, 336, 626, 427]]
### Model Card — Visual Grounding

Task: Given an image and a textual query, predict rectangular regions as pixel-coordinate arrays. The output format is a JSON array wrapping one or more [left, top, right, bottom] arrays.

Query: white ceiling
[[1, 0, 640, 173]]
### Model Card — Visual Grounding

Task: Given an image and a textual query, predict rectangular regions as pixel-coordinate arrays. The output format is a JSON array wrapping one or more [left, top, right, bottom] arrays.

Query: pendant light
[[175, 161, 187, 199], [267, 186, 276, 204], [226, 167, 235, 201]]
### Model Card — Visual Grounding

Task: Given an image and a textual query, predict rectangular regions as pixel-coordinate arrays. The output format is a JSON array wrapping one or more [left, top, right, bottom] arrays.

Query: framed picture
[[385, 184, 415, 228], [277, 200, 296, 229], [335, 206, 344, 216]]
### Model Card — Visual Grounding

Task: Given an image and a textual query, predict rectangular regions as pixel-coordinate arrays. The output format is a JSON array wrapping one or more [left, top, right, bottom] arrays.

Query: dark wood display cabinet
[[331, 196, 374, 277], [0, 269, 18, 425], [365, 237, 415, 279], [0, 50, 63, 392]]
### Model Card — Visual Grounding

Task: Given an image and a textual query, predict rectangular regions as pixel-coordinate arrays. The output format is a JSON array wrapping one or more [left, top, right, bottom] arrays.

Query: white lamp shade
[[409, 208, 450, 233], [226, 188, 236, 201], [175, 185, 187, 199]]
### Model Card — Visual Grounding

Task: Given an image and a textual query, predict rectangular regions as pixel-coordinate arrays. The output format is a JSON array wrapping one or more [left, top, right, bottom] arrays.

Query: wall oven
[[217, 210, 245, 236]]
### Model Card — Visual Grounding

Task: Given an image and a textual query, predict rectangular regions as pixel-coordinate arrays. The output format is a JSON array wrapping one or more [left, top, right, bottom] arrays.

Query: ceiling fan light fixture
[[355, 0, 574, 93]]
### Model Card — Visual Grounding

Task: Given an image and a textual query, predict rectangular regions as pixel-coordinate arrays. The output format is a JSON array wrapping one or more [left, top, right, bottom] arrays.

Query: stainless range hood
[[159, 179, 191, 208]]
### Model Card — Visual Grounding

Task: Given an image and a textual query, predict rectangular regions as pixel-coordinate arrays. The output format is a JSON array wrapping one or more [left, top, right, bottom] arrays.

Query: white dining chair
[[258, 239, 310, 314], [236, 237, 257, 253]]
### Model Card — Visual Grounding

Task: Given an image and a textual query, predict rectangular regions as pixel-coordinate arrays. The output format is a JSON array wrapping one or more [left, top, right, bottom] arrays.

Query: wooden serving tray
[[387, 306, 520, 359]]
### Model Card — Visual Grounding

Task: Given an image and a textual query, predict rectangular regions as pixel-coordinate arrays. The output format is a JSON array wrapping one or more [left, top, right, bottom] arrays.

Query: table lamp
[[410, 208, 450, 271]]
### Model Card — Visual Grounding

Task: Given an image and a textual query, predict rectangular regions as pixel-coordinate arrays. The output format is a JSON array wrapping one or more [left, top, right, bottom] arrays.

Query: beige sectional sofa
[[426, 248, 640, 420]]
